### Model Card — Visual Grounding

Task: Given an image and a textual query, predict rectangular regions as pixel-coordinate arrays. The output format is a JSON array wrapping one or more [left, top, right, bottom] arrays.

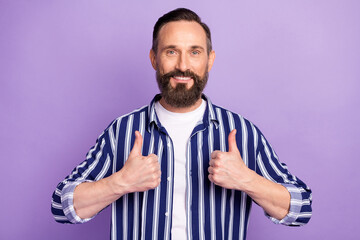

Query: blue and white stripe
[[52, 94, 312, 240]]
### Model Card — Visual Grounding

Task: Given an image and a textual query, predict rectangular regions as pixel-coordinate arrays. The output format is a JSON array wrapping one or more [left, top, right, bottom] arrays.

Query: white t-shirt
[[154, 99, 206, 240]]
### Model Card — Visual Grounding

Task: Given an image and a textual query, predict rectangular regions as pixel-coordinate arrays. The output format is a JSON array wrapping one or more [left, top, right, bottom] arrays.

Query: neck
[[159, 97, 203, 113]]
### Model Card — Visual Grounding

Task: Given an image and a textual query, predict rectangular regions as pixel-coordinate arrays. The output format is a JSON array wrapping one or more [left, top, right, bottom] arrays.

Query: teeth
[[174, 76, 191, 80]]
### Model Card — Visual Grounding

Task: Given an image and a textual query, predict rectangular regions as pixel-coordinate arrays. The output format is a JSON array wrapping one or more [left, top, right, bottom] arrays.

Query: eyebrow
[[190, 45, 205, 51], [161, 45, 205, 51]]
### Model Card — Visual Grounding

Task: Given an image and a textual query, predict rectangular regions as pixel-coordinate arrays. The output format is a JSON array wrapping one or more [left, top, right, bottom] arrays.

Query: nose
[[176, 53, 189, 72]]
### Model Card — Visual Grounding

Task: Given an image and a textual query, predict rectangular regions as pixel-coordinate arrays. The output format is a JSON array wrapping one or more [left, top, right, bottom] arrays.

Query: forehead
[[157, 20, 207, 49]]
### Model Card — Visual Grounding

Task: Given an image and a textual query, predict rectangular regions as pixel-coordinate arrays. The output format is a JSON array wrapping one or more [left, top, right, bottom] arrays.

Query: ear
[[149, 49, 157, 70], [207, 50, 216, 72]]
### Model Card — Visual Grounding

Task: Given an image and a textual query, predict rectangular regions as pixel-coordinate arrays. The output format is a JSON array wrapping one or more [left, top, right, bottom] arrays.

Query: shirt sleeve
[[51, 121, 117, 224], [254, 128, 313, 226], [60, 180, 94, 223]]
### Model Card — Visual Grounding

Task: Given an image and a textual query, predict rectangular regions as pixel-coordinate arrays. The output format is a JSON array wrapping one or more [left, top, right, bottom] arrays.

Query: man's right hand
[[73, 131, 161, 219], [110, 131, 161, 194]]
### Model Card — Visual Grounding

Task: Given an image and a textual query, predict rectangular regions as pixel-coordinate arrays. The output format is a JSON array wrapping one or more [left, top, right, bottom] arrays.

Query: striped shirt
[[51, 94, 312, 240]]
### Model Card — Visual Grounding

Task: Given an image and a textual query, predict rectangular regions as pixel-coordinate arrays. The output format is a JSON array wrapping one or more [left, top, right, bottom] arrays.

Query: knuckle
[[152, 172, 159, 180], [213, 160, 221, 168], [211, 151, 220, 158], [212, 175, 219, 183], [150, 180, 159, 188], [153, 167, 161, 174], [217, 152, 223, 159], [148, 158, 156, 165]]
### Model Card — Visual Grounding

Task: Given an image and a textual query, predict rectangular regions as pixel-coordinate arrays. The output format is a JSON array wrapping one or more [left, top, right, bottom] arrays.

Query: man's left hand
[[208, 129, 253, 190]]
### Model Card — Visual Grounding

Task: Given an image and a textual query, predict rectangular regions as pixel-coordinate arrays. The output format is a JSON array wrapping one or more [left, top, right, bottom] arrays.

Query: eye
[[167, 50, 176, 55], [191, 50, 200, 55]]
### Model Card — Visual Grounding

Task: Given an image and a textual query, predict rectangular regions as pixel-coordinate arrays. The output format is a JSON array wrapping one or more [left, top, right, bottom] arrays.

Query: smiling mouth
[[172, 76, 193, 82]]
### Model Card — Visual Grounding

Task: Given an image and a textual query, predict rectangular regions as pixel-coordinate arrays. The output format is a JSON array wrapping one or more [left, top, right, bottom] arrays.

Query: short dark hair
[[152, 8, 212, 55]]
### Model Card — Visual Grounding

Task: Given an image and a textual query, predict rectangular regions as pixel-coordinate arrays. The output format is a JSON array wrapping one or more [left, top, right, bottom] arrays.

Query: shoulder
[[211, 103, 257, 130], [97, 104, 150, 138], [111, 104, 149, 126], [210, 103, 265, 144]]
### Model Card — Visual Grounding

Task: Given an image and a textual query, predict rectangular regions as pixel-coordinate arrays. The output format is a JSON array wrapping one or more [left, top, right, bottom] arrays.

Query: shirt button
[[167, 177, 171, 181], [165, 212, 169, 216]]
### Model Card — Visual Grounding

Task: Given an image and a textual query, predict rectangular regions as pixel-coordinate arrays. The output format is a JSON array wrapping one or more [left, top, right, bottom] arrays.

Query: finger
[[228, 129, 239, 153], [208, 174, 217, 184], [148, 153, 158, 161], [208, 174, 213, 183], [129, 131, 143, 157], [211, 150, 221, 159], [152, 162, 161, 171], [209, 159, 220, 168], [209, 159, 215, 167], [146, 155, 159, 166]]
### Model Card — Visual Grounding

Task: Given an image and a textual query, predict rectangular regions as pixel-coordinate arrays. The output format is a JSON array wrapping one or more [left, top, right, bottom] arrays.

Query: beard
[[156, 68, 208, 108]]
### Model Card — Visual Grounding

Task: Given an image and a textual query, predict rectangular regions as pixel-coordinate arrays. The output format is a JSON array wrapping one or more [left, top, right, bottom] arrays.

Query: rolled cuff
[[61, 180, 94, 224], [266, 183, 303, 225]]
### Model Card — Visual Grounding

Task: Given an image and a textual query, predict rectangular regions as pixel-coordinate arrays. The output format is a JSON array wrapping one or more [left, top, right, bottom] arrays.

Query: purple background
[[1, 1, 359, 239]]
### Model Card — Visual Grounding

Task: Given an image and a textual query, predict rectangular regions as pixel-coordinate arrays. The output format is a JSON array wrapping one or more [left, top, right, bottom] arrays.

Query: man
[[52, 8, 312, 240]]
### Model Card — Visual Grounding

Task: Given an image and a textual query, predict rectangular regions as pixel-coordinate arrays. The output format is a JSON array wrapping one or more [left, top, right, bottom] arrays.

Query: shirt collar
[[147, 94, 219, 132]]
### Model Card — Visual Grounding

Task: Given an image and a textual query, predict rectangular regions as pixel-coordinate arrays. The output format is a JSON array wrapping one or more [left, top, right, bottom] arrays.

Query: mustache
[[161, 69, 199, 81]]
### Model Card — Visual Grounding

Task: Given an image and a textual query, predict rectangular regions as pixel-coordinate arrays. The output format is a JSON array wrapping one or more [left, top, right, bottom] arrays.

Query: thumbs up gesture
[[114, 131, 161, 193], [208, 129, 252, 191]]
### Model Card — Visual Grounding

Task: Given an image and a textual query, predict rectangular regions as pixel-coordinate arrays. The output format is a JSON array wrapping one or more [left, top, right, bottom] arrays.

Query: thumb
[[129, 131, 143, 157], [228, 129, 239, 153]]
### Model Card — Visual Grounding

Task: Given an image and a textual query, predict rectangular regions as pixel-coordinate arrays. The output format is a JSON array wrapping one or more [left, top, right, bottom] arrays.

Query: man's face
[[150, 20, 215, 108]]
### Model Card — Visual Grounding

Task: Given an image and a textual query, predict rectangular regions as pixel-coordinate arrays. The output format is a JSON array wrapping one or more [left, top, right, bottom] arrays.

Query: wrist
[[237, 168, 259, 193], [102, 173, 128, 197]]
